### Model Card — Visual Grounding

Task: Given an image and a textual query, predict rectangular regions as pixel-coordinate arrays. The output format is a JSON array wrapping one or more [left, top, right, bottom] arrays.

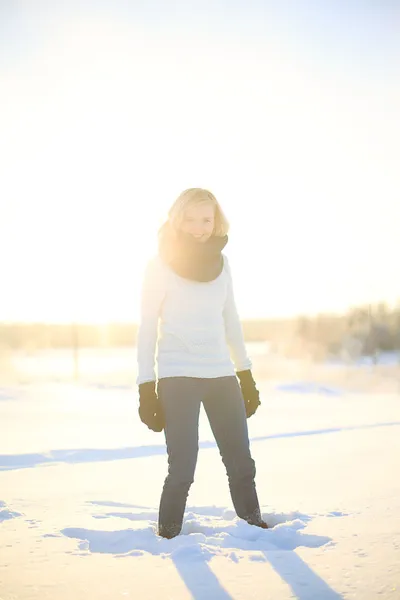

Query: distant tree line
[[0, 323, 139, 350], [284, 302, 400, 361], [0, 302, 399, 360]]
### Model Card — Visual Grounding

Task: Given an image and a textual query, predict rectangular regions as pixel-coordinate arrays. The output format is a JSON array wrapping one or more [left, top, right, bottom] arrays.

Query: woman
[[136, 188, 266, 539]]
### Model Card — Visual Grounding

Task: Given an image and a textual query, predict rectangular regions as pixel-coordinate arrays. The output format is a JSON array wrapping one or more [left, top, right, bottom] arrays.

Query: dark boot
[[157, 478, 193, 539], [247, 517, 268, 529], [158, 523, 182, 539]]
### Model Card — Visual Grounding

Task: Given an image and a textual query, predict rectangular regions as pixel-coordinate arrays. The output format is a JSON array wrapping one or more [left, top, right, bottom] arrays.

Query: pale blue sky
[[1, 1, 399, 322]]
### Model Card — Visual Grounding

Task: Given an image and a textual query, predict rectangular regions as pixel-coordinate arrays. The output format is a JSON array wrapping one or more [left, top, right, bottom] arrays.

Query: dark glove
[[237, 370, 261, 418], [138, 381, 165, 432]]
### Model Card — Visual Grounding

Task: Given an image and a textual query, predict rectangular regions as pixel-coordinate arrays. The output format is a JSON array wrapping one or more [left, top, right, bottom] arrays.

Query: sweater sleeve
[[223, 256, 252, 372], [136, 256, 167, 385]]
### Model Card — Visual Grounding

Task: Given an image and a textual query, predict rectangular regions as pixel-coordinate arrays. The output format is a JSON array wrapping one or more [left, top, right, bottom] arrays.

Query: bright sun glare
[[1, 10, 399, 323]]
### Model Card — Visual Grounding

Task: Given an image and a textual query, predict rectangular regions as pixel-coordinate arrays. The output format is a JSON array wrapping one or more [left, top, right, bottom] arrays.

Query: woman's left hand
[[237, 370, 261, 418]]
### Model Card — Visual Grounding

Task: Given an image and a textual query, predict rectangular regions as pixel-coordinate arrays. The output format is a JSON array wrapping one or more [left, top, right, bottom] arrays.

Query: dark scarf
[[159, 225, 228, 282]]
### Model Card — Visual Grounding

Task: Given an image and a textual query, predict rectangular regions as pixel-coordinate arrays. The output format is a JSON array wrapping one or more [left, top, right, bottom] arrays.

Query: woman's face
[[180, 202, 215, 242]]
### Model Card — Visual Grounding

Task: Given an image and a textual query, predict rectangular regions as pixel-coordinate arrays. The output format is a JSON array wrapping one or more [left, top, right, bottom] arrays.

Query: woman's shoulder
[[146, 253, 164, 269], [143, 254, 170, 280]]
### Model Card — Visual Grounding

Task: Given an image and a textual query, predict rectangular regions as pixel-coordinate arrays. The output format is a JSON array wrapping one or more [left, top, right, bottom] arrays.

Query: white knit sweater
[[136, 254, 252, 385]]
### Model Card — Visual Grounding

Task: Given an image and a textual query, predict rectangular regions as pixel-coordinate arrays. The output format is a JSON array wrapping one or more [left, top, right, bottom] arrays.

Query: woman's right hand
[[138, 381, 165, 432]]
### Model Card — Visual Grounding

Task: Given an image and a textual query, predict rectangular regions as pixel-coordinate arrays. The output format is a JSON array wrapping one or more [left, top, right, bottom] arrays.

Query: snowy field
[[1, 346, 400, 599]]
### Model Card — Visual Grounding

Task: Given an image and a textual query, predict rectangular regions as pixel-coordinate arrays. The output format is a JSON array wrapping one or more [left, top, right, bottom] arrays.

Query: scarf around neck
[[158, 225, 228, 282]]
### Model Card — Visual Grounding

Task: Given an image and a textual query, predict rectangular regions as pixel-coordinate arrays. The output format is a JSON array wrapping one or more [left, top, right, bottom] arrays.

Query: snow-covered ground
[[1, 348, 400, 599]]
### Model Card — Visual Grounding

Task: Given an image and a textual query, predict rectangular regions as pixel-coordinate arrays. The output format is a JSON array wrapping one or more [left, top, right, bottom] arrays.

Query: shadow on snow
[[57, 505, 343, 600], [1, 421, 399, 471]]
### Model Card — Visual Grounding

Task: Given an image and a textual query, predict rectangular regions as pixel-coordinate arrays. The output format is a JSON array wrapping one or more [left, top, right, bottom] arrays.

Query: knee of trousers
[[225, 455, 256, 483], [165, 457, 197, 488]]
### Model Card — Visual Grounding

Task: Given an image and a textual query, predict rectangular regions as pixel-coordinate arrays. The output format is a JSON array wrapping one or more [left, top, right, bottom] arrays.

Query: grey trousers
[[157, 376, 261, 537]]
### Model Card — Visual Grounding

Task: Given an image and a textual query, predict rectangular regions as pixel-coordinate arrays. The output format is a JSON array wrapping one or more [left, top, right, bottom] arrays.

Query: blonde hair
[[160, 188, 230, 238]]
